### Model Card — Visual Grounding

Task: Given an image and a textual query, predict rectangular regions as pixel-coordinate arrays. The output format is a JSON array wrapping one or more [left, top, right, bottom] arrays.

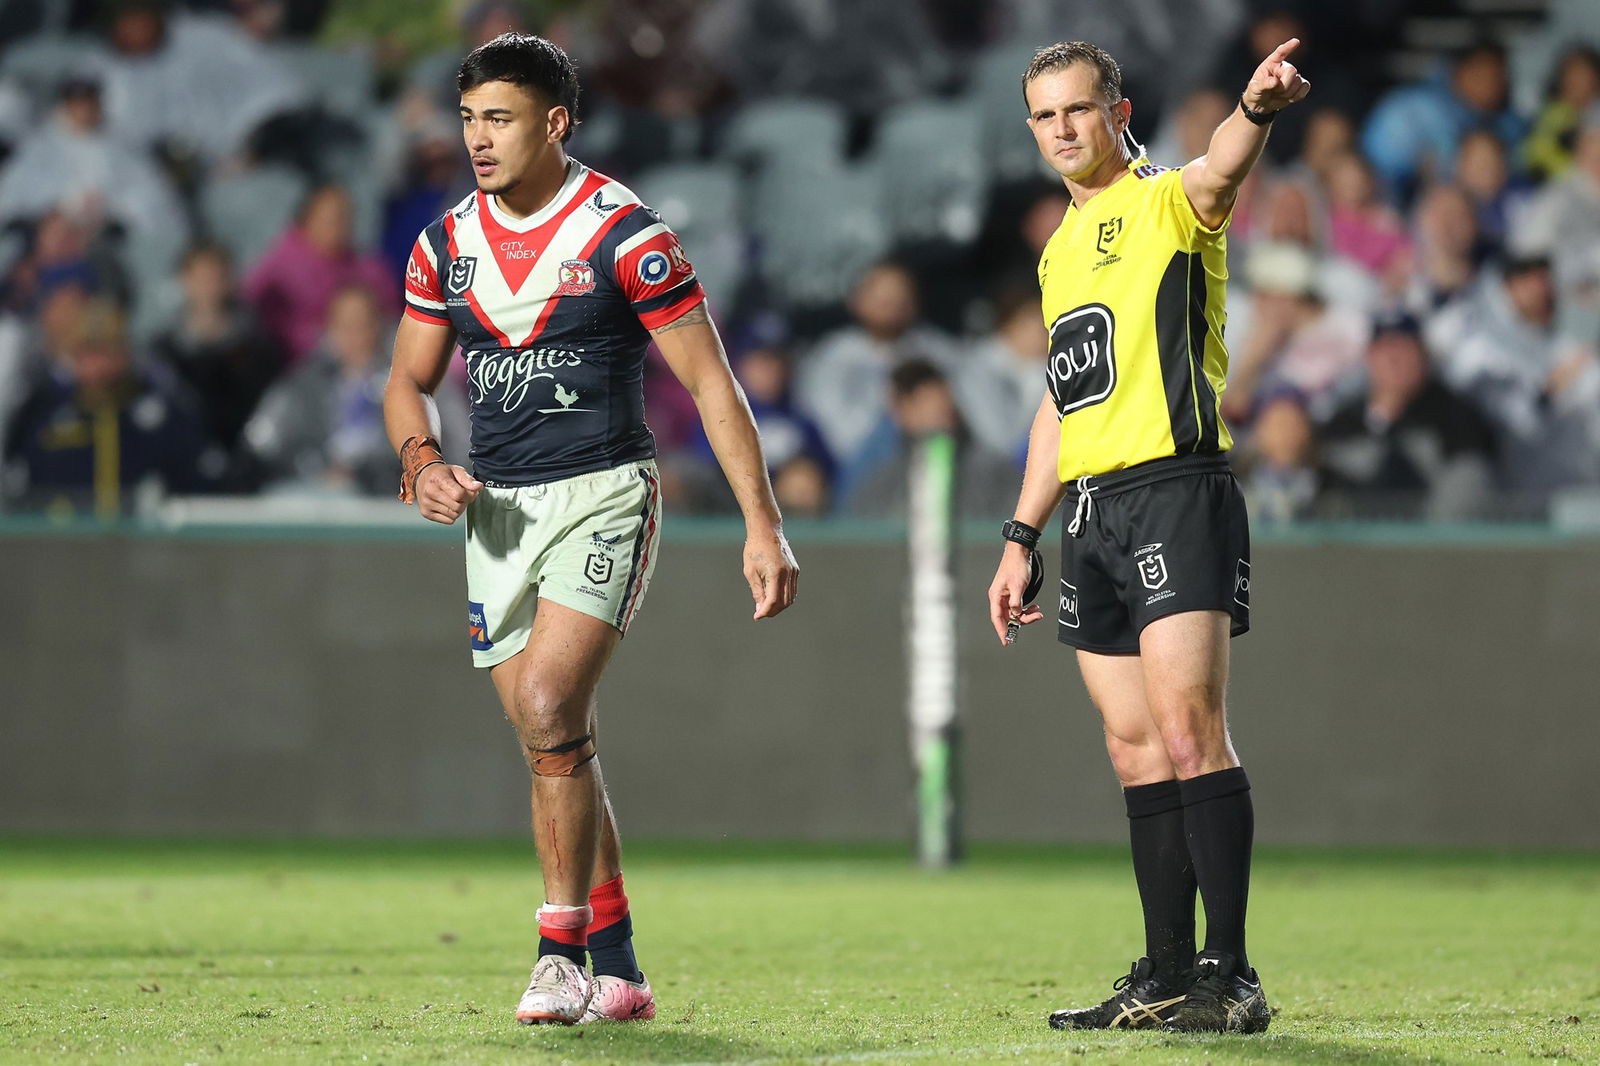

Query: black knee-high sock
[[1124, 780, 1197, 982], [1179, 766, 1254, 971]]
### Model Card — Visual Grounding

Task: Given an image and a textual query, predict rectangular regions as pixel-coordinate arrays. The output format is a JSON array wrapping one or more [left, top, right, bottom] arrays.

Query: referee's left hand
[[1244, 38, 1311, 114]]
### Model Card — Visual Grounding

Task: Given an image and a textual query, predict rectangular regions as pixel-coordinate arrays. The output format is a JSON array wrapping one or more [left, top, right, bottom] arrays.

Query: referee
[[987, 40, 1309, 1033]]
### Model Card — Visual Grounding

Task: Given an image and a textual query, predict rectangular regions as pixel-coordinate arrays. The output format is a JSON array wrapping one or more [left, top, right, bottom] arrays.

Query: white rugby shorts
[[463, 460, 662, 668]]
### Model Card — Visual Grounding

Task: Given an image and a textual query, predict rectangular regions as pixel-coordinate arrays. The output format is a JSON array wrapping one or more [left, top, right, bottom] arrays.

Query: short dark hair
[[457, 32, 581, 143], [1022, 41, 1123, 109]]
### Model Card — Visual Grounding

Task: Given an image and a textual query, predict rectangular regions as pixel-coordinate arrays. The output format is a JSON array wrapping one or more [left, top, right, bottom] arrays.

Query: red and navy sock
[[587, 874, 643, 982], [536, 903, 591, 966]]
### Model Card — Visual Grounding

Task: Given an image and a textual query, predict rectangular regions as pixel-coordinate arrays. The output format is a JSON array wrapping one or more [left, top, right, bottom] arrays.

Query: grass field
[[1, 838, 1596, 1066]]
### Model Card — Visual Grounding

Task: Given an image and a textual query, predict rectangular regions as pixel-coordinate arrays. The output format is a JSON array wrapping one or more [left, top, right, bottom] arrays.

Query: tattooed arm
[[651, 304, 798, 619]]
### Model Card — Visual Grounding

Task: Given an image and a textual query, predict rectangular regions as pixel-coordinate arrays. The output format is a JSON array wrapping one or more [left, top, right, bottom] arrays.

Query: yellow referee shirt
[[1038, 156, 1233, 481]]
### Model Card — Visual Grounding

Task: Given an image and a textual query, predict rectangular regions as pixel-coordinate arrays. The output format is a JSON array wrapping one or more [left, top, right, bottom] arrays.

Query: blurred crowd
[[2, 0, 1599, 524]]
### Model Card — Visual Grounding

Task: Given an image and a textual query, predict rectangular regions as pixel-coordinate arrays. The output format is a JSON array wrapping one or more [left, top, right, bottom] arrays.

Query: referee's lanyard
[[1066, 475, 1099, 537]]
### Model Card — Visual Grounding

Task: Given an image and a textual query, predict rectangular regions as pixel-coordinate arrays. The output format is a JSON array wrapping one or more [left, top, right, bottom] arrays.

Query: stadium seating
[[630, 161, 747, 307], [198, 164, 308, 271]]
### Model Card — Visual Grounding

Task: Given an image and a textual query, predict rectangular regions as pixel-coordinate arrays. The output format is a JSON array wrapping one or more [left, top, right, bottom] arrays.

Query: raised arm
[[1181, 38, 1312, 230], [651, 305, 799, 620], [383, 313, 482, 524]]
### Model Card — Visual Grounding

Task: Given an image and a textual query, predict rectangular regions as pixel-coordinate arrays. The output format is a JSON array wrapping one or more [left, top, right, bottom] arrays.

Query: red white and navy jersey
[[404, 160, 705, 485]]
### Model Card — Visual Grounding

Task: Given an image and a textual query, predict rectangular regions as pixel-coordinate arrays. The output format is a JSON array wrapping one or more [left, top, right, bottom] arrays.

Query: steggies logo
[[469, 347, 586, 413]]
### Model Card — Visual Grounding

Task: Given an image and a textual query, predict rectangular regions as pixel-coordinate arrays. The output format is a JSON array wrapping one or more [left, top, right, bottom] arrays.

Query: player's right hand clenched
[[417, 463, 483, 524]]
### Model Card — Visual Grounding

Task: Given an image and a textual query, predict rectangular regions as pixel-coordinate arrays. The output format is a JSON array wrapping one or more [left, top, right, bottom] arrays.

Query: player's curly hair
[[457, 32, 581, 143], [1022, 41, 1123, 108]]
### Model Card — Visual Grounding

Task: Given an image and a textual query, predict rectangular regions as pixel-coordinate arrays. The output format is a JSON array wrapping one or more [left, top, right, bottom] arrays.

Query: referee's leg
[[1077, 650, 1197, 985], [1139, 609, 1255, 972]]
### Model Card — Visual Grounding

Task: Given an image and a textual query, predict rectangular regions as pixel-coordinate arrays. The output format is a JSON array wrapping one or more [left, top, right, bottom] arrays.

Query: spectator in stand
[[242, 183, 397, 366], [380, 117, 469, 282], [771, 453, 831, 518], [1428, 256, 1600, 496], [1, 297, 214, 515], [693, 322, 833, 479], [1319, 313, 1497, 520], [795, 259, 957, 469], [1224, 242, 1368, 424], [1524, 45, 1600, 182], [1235, 388, 1321, 524], [1405, 184, 1485, 341], [1521, 105, 1600, 300], [1147, 87, 1233, 169], [0, 74, 188, 267], [149, 244, 281, 458], [953, 284, 1046, 464], [97, 0, 304, 167], [1324, 150, 1410, 290], [243, 284, 427, 495], [838, 359, 1016, 518], [1361, 42, 1528, 202], [1455, 128, 1530, 255]]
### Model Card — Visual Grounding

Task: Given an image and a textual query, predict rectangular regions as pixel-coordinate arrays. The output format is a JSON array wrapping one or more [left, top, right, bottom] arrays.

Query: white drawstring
[[1065, 475, 1097, 537]]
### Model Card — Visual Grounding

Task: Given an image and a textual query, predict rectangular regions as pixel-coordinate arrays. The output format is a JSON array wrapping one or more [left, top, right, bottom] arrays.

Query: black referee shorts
[[1057, 453, 1250, 655]]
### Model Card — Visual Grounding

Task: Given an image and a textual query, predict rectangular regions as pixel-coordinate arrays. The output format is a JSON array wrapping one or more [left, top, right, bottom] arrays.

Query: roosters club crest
[[556, 259, 596, 296]]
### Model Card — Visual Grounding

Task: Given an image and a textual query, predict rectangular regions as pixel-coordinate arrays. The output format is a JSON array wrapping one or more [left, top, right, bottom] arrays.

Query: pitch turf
[[1, 839, 1596, 1065]]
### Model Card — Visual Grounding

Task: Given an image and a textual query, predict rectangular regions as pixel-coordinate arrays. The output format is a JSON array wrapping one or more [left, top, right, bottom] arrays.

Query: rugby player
[[384, 33, 798, 1026]]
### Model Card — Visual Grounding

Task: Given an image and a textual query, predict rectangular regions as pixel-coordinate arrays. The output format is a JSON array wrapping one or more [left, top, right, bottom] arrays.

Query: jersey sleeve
[[1157, 166, 1230, 249], [607, 207, 706, 330], [403, 229, 450, 325]]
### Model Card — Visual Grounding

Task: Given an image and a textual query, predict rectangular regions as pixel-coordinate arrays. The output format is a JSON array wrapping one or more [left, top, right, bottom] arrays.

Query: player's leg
[[1048, 648, 1195, 1030], [579, 767, 656, 1021], [491, 600, 620, 1024], [1138, 609, 1268, 1033]]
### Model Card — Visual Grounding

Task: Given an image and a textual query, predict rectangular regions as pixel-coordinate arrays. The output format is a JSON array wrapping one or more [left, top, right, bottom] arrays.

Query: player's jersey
[[404, 159, 705, 485], [1037, 156, 1233, 482]]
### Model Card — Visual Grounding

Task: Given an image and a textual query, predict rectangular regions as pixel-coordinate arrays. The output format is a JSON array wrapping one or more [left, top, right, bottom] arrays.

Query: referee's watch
[[1001, 519, 1042, 551]]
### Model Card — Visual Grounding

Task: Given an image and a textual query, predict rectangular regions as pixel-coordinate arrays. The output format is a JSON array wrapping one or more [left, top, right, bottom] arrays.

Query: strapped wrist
[[398, 434, 445, 504]]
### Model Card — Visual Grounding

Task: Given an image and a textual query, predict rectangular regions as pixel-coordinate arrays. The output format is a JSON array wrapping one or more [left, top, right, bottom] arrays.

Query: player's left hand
[[744, 528, 799, 620], [1244, 38, 1311, 114]]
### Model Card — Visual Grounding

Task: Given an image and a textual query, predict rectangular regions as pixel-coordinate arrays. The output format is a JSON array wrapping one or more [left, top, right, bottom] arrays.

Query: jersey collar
[[482, 157, 589, 234]]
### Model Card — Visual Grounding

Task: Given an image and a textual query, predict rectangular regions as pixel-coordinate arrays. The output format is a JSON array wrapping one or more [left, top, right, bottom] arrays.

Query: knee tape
[[530, 734, 597, 777]]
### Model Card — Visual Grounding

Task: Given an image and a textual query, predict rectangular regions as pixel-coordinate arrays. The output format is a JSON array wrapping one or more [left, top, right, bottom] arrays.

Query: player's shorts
[[464, 460, 662, 669], [1057, 453, 1249, 655]]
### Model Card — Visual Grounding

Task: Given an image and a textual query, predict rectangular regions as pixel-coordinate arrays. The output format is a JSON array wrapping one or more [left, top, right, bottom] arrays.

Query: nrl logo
[[584, 552, 614, 585], [448, 256, 477, 294], [1139, 553, 1168, 591], [1096, 217, 1123, 254]]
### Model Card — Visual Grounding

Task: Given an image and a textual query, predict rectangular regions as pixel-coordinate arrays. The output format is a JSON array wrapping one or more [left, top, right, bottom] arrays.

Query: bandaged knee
[[529, 734, 597, 777]]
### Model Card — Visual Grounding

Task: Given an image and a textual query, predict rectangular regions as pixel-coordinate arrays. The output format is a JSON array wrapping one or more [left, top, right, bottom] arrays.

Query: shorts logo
[[1234, 559, 1250, 609], [1060, 578, 1080, 629], [448, 256, 478, 294], [1096, 217, 1123, 254], [638, 250, 672, 286], [467, 601, 494, 650], [584, 552, 614, 585], [1047, 303, 1117, 417], [556, 259, 596, 296], [1138, 553, 1168, 591]]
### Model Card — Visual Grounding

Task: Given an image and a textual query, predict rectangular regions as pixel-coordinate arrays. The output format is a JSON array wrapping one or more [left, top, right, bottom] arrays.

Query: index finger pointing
[[1268, 37, 1301, 63]]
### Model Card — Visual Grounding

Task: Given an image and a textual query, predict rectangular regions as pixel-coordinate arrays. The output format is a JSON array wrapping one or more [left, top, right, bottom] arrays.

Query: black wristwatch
[[1001, 519, 1042, 551], [1238, 94, 1278, 126]]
